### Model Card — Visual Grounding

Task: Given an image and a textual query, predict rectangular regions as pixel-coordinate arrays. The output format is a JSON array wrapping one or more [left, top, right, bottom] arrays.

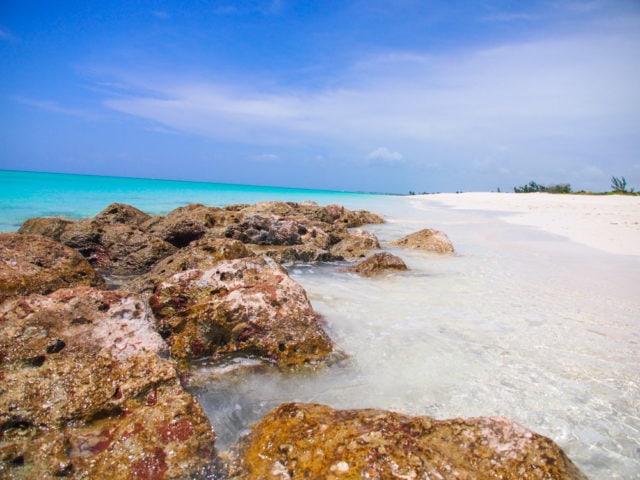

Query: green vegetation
[[611, 176, 634, 193], [513, 181, 571, 194]]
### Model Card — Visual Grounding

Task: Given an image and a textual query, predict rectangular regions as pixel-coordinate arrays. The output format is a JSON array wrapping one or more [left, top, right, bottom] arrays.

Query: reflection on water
[[192, 197, 640, 479]]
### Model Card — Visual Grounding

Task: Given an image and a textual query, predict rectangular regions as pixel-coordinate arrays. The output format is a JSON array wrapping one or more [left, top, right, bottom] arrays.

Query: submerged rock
[[0, 286, 217, 479], [329, 228, 381, 260], [230, 402, 587, 480], [391, 228, 455, 254], [341, 252, 408, 276], [0, 233, 103, 302], [150, 257, 336, 367]]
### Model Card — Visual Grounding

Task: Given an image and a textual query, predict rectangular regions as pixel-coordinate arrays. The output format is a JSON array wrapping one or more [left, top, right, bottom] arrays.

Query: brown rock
[[142, 203, 220, 247], [150, 257, 336, 367], [230, 402, 587, 480], [247, 244, 335, 264], [60, 219, 176, 276], [329, 228, 381, 260], [391, 228, 455, 254], [93, 202, 151, 226], [0, 233, 103, 302], [0, 287, 217, 479], [125, 237, 253, 294], [341, 252, 408, 276], [18, 217, 74, 242]]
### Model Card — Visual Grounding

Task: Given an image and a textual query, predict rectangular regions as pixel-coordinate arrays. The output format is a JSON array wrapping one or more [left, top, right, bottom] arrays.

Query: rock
[[341, 252, 408, 276], [18, 217, 74, 242], [247, 244, 335, 264], [229, 402, 587, 480], [150, 257, 336, 367], [142, 203, 220, 247], [0, 287, 217, 479], [0, 233, 104, 302], [391, 228, 454, 254], [325, 204, 385, 227], [223, 214, 306, 246], [93, 202, 151, 226], [329, 228, 381, 260], [125, 237, 253, 294], [60, 219, 177, 276]]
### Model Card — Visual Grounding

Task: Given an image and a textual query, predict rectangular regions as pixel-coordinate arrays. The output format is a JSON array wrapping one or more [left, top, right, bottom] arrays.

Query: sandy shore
[[418, 192, 640, 256]]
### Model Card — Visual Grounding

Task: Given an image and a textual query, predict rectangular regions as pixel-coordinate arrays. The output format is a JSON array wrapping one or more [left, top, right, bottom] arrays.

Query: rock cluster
[[0, 287, 216, 479], [2, 200, 587, 479], [230, 402, 587, 480]]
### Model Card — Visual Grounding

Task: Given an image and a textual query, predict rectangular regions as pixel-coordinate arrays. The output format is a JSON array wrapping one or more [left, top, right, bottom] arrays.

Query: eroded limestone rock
[[229, 402, 587, 480], [391, 228, 455, 254], [341, 252, 408, 277], [329, 228, 381, 260], [0, 287, 217, 479], [142, 203, 220, 248], [0, 233, 103, 302], [150, 257, 336, 367]]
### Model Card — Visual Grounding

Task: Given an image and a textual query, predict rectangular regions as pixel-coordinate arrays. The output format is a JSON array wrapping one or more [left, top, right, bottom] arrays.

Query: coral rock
[[150, 257, 336, 367], [142, 203, 220, 248], [341, 252, 408, 276], [391, 228, 455, 254], [329, 228, 381, 260], [0, 233, 103, 302], [0, 286, 217, 479], [93, 202, 151, 226], [230, 402, 587, 480]]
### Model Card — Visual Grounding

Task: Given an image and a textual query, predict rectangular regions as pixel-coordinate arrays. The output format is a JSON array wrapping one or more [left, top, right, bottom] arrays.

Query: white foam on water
[[194, 196, 640, 478]]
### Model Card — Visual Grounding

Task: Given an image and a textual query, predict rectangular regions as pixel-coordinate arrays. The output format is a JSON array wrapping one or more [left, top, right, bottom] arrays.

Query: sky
[[1, 0, 639, 194]]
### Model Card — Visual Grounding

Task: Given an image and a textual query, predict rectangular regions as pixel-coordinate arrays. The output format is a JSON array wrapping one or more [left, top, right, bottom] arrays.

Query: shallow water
[[194, 196, 640, 479]]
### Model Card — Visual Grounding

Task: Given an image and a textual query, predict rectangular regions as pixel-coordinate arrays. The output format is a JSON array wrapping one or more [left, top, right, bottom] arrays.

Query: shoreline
[[415, 192, 640, 256]]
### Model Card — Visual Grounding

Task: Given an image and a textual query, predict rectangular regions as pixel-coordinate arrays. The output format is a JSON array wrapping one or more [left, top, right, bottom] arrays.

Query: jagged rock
[[142, 203, 220, 247], [0, 233, 103, 302], [325, 204, 385, 227], [0, 287, 217, 479], [341, 252, 408, 276], [18, 217, 74, 242], [59, 219, 177, 276], [391, 228, 455, 254], [223, 214, 306, 246], [125, 237, 253, 294], [150, 257, 336, 367], [229, 402, 587, 480], [93, 202, 151, 226], [248, 244, 336, 264], [329, 228, 381, 260]]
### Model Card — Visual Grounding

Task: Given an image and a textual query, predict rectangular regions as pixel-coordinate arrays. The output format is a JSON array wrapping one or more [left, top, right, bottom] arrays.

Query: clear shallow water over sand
[[2, 171, 638, 478], [196, 196, 640, 479]]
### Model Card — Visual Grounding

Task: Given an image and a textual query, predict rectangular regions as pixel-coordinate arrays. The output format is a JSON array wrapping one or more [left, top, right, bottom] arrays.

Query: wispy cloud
[[15, 97, 101, 120], [99, 16, 640, 179]]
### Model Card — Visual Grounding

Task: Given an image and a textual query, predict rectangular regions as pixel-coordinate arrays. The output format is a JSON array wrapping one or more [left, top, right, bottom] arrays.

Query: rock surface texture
[[230, 402, 587, 480], [150, 257, 336, 367], [391, 228, 455, 254], [341, 252, 408, 277], [0, 233, 103, 302], [0, 286, 216, 479]]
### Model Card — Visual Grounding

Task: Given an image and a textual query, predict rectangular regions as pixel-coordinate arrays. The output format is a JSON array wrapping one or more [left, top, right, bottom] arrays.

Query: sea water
[[2, 171, 639, 478]]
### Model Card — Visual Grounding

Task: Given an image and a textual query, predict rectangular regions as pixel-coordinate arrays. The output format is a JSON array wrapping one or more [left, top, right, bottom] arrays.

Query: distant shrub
[[611, 176, 634, 193], [514, 181, 571, 194]]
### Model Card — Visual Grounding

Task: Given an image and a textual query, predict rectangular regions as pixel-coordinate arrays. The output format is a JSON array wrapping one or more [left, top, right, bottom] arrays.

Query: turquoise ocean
[[0, 169, 386, 232]]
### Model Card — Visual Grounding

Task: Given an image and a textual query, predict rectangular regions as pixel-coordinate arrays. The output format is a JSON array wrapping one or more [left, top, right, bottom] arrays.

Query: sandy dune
[[421, 192, 640, 256]]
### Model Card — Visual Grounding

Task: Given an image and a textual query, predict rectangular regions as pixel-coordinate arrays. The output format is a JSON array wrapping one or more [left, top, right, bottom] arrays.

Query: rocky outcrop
[[329, 228, 381, 260], [93, 202, 151, 226], [0, 233, 103, 302], [229, 402, 587, 480], [18, 217, 73, 242], [391, 228, 455, 254], [150, 257, 336, 367], [142, 203, 220, 248], [0, 287, 217, 479], [341, 252, 408, 276], [60, 219, 177, 276], [125, 237, 252, 294], [247, 244, 335, 264]]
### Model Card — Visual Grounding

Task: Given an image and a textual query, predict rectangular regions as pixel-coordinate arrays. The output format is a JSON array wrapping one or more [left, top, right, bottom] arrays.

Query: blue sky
[[1, 1, 639, 193]]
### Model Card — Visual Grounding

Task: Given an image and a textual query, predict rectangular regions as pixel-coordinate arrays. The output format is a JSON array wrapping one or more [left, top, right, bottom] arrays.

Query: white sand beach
[[421, 192, 640, 256]]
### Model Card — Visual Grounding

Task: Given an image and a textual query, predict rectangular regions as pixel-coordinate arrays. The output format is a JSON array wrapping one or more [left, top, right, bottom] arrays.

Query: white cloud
[[100, 16, 640, 188], [253, 153, 280, 162], [367, 147, 404, 164], [15, 97, 100, 120]]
